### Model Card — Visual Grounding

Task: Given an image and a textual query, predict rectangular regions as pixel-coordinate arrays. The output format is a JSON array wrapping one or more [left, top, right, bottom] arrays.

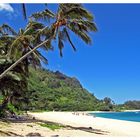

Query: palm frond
[[10, 44, 23, 60], [69, 19, 98, 33], [18, 28, 25, 35], [0, 24, 17, 35], [67, 23, 91, 44], [29, 46, 48, 65], [25, 21, 44, 31], [0, 35, 15, 43], [5, 71, 21, 81], [59, 4, 82, 12], [63, 28, 76, 51], [33, 33, 42, 45], [80, 20, 98, 32], [10, 35, 33, 55], [70, 20, 88, 32], [41, 40, 54, 53], [22, 4, 27, 20], [29, 53, 41, 68], [31, 9, 55, 22], [41, 25, 56, 39], [58, 32, 64, 57], [58, 29, 67, 41], [0, 30, 3, 36], [63, 6, 93, 21], [35, 50, 48, 65]]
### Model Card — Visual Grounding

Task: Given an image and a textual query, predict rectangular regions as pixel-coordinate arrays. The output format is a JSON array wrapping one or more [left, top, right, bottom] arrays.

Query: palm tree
[[0, 34, 28, 112], [31, 4, 97, 56], [0, 22, 52, 112], [0, 4, 97, 79], [9, 21, 50, 70], [1, 21, 49, 67]]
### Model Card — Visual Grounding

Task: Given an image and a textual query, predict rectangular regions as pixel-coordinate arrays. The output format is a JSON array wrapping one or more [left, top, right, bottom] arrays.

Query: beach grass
[[38, 123, 64, 131]]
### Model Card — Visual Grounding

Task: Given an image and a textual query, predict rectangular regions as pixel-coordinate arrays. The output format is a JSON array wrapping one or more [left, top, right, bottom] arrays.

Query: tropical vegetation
[[0, 4, 98, 116]]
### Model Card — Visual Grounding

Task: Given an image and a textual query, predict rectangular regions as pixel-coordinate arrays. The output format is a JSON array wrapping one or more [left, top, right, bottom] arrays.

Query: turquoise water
[[90, 112, 140, 122]]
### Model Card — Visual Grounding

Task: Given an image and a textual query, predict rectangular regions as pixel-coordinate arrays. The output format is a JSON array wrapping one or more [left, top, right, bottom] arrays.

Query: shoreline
[[123, 110, 140, 112], [28, 111, 140, 136], [87, 110, 140, 113]]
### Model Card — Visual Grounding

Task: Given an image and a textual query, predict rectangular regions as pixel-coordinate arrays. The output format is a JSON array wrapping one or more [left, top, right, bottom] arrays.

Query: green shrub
[[39, 123, 64, 130], [7, 103, 23, 115]]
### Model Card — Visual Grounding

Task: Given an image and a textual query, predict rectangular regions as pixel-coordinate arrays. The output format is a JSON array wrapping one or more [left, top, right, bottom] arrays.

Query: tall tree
[[0, 4, 97, 81], [0, 22, 51, 112], [31, 4, 97, 56], [0, 25, 28, 111]]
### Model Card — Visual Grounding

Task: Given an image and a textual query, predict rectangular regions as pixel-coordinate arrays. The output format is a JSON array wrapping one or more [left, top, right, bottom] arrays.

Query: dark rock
[[55, 71, 67, 79], [51, 135, 59, 137], [89, 127, 92, 130], [27, 125, 33, 127], [26, 132, 41, 137]]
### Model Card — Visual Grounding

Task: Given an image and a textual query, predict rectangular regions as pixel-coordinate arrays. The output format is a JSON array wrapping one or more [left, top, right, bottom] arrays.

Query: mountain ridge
[[25, 67, 101, 111]]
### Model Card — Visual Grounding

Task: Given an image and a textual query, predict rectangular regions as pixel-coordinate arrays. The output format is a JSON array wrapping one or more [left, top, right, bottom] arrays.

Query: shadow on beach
[[0, 114, 109, 136], [65, 125, 109, 135], [0, 130, 23, 136]]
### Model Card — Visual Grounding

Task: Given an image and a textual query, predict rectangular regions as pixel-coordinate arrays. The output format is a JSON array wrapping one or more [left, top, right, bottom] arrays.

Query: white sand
[[28, 111, 140, 136], [123, 110, 140, 112], [0, 120, 100, 137]]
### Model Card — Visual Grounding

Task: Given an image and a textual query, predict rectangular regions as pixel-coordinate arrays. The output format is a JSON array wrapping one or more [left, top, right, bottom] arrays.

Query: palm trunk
[[0, 39, 50, 80]]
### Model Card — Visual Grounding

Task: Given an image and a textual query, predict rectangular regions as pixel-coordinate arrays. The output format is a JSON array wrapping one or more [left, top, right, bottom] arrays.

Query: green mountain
[[25, 67, 103, 111], [13, 67, 139, 112]]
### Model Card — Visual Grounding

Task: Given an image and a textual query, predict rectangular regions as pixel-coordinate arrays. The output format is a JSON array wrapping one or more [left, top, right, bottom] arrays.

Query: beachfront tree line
[[0, 4, 97, 116]]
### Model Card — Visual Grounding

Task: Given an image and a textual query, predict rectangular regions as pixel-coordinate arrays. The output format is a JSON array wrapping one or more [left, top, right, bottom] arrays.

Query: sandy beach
[[0, 111, 140, 137], [28, 111, 140, 137]]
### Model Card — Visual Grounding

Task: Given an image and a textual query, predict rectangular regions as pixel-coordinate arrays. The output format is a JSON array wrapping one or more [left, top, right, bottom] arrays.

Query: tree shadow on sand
[[0, 130, 23, 136], [0, 116, 109, 136], [65, 125, 109, 135]]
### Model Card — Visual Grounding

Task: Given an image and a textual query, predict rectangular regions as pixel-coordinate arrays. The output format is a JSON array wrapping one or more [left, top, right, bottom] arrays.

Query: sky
[[0, 3, 140, 104]]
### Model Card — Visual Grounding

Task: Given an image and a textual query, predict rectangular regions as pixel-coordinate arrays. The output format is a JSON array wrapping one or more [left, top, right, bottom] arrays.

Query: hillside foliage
[[26, 67, 100, 111]]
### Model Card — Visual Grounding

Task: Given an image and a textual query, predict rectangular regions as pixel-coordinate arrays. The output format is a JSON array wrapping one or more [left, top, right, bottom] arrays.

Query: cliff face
[[54, 70, 82, 88], [26, 67, 99, 111]]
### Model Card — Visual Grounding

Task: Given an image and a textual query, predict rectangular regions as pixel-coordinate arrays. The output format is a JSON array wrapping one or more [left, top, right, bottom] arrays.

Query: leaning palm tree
[[0, 4, 97, 79], [31, 4, 97, 56], [9, 21, 50, 70], [0, 22, 52, 112], [0, 33, 28, 112]]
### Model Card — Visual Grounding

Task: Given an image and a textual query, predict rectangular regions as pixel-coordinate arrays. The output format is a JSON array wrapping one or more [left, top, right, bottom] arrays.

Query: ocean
[[90, 111, 140, 122]]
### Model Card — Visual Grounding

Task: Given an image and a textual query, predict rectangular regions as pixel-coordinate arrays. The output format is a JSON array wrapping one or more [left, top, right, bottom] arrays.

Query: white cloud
[[0, 3, 14, 12]]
